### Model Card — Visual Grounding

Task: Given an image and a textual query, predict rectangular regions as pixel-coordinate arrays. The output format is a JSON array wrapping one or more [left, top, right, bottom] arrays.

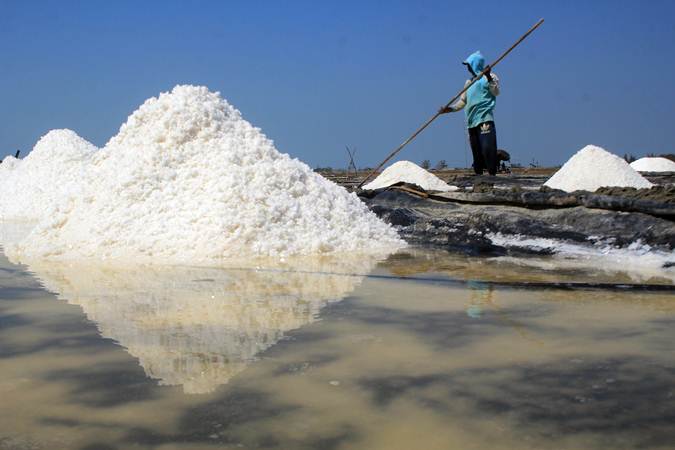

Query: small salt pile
[[6, 86, 403, 264], [0, 155, 21, 171], [0, 129, 97, 221], [363, 160, 458, 192], [544, 145, 653, 193], [630, 157, 675, 173]]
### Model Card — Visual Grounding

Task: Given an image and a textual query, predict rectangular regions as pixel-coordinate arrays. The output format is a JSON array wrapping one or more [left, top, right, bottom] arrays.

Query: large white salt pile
[[7, 86, 403, 264], [0, 129, 97, 221], [544, 145, 653, 193], [630, 157, 675, 173], [363, 160, 458, 192]]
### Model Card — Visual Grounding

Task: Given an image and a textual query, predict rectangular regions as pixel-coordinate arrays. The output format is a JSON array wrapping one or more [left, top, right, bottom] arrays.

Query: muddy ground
[[342, 171, 675, 257]]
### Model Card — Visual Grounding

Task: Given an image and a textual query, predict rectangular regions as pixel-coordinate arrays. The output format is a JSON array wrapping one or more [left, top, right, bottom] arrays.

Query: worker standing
[[439, 51, 500, 175]]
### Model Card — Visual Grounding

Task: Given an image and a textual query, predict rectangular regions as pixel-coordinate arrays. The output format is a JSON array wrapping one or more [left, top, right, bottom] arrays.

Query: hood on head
[[463, 51, 485, 75]]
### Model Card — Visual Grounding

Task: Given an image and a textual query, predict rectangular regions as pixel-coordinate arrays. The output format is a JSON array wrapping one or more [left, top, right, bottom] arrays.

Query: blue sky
[[1, 0, 674, 168]]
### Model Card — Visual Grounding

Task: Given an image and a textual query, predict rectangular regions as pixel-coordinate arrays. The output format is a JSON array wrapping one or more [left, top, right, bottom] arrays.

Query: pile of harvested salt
[[363, 160, 458, 192], [630, 157, 675, 173], [0, 129, 97, 221], [0, 155, 21, 171], [544, 145, 652, 193], [6, 86, 403, 264]]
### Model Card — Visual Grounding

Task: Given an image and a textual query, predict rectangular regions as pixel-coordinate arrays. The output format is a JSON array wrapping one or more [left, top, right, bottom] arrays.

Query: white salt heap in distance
[[363, 160, 458, 192], [544, 145, 653, 193], [0, 155, 21, 172], [0, 129, 97, 221], [7, 86, 403, 264], [630, 157, 675, 173]]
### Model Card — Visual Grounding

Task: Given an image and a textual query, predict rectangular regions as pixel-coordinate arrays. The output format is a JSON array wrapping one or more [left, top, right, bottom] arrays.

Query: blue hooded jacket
[[463, 51, 497, 129]]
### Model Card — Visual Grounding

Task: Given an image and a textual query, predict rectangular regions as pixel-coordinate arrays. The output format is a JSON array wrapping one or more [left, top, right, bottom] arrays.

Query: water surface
[[0, 249, 673, 450]]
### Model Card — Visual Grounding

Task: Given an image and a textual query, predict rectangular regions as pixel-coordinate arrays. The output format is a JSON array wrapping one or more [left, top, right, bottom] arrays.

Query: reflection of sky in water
[[16, 257, 381, 394]]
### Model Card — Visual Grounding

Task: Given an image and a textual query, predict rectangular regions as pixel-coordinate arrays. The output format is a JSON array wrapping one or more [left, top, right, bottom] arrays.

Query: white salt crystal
[[4, 86, 403, 264], [630, 157, 675, 173], [0, 155, 21, 171], [0, 129, 97, 220], [544, 145, 652, 193], [363, 160, 458, 192]]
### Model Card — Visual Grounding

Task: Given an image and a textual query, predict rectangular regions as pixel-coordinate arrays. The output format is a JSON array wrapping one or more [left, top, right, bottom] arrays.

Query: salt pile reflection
[[18, 257, 380, 394]]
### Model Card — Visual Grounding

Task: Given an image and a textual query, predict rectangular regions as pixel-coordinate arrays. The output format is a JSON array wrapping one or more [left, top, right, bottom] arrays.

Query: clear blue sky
[[1, 0, 674, 168]]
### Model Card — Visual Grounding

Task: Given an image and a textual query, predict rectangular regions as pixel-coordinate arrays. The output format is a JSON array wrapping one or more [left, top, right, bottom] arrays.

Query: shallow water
[[0, 248, 674, 450]]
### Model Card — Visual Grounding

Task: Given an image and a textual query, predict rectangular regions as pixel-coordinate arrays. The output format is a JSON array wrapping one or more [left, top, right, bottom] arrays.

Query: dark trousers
[[468, 121, 498, 175]]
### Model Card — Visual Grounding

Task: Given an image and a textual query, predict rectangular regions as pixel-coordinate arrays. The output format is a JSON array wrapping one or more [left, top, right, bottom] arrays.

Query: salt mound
[[0, 155, 21, 171], [8, 85, 403, 264], [0, 129, 97, 220], [363, 160, 458, 192], [544, 145, 652, 193], [630, 157, 675, 173]]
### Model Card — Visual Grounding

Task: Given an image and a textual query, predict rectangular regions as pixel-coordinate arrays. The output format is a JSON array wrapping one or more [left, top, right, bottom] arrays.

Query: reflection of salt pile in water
[[544, 145, 652, 193], [23, 255, 378, 394], [363, 160, 458, 192], [487, 233, 675, 283], [630, 157, 675, 173], [6, 86, 402, 265], [0, 130, 97, 221]]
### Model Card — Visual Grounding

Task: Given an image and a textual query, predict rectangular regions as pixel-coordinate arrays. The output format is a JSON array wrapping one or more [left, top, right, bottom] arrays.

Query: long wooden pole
[[357, 18, 545, 189]]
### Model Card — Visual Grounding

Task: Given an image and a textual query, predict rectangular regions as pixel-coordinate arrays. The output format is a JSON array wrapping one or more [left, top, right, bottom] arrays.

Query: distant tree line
[[317, 159, 449, 173], [649, 153, 675, 162], [315, 151, 674, 174], [421, 159, 448, 170]]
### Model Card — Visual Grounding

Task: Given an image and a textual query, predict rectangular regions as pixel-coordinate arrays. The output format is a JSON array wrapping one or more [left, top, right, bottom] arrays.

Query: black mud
[[362, 189, 675, 257]]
